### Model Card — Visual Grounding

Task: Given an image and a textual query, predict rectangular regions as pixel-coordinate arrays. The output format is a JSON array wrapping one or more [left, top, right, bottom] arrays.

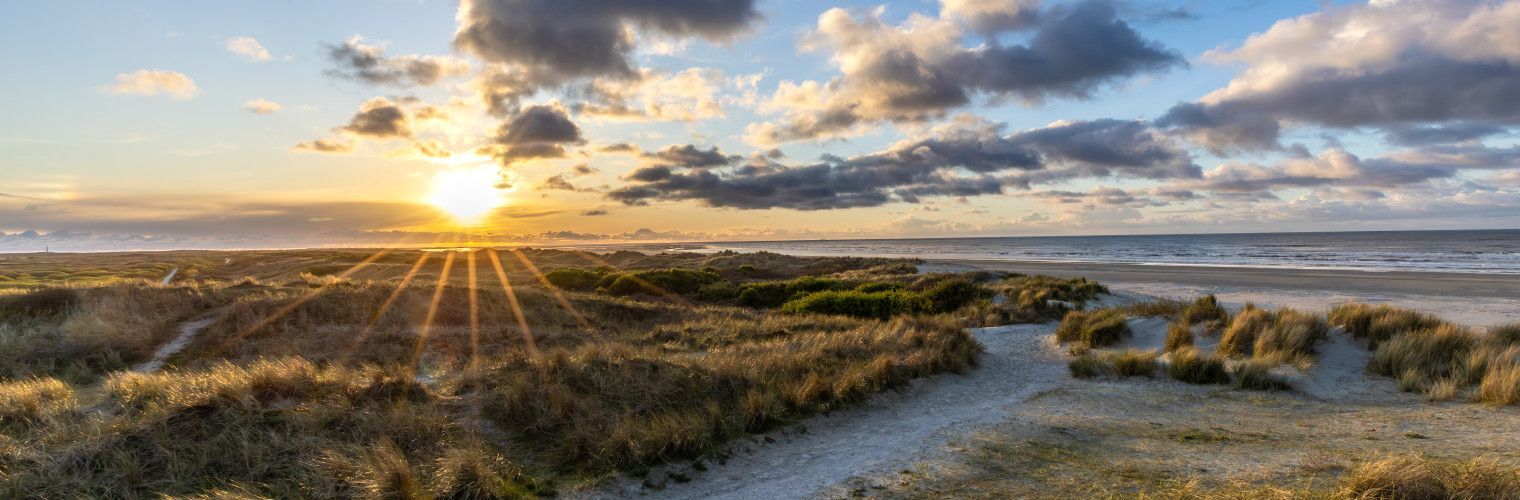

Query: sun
[[427, 166, 504, 224]]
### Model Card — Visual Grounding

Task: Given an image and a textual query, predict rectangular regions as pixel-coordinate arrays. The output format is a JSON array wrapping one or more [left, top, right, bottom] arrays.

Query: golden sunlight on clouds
[[426, 166, 505, 224]]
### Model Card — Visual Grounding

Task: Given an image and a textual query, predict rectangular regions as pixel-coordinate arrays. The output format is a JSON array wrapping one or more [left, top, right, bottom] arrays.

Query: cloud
[[482, 104, 586, 165], [1182, 145, 1520, 194], [573, 68, 728, 122], [325, 36, 470, 86], [570, 163, 598, 176], [226, 36, 271, 61], [339, 97, 412, 138], [610, 116, 1197, 210], [538, 173, 599, 192], [644, 144, 738, 168], [453, 0, 761, 86], [580, 208, 609, 216], [292, 138, 355, 154], [242, 98, 282, 115], [748, 0, 1182, 144], [1160, 0, 1520, 151], [105, 70, 198, 100]]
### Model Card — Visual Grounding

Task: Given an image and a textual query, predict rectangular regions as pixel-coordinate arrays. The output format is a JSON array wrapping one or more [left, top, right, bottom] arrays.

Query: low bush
[[598, 268, 723, 296], [1054, 309, 1129, 350], [1330, 303, 1444, 348], [920, 279, 990, 313], [1167, 347, 1230, 385], [735, 277, 856, 309], [779, 290, 932, 320], [543, 267, 605, 292]]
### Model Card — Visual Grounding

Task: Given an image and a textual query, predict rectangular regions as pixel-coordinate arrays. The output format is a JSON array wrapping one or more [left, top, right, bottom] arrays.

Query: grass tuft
[[1167, 347, 1230, 385], [1054, 309, 1130, 350], [1329, 303, 1444, 348], [1217, 306, 1271, 358]]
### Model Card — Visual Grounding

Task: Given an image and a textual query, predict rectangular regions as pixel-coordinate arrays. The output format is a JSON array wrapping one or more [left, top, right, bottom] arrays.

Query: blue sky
[[2, 0, 1518, 251]]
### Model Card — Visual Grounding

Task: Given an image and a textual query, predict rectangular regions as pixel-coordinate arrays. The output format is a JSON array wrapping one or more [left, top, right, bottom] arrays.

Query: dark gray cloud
[[325, 36, 470, 86], [484, 104, 586, 164], [453, 0, 760, 85], [611, 118, 1197, 210], [339, 97, 412, 138], [1382, 123, 1510, 146], [645, 144, 738, 168], [752, 0, 1182, 143], [538, 173, 598, 192]]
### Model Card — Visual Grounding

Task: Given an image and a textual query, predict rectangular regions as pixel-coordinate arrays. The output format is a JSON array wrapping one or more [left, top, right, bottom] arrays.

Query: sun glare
[[427, 167, 504, 224]]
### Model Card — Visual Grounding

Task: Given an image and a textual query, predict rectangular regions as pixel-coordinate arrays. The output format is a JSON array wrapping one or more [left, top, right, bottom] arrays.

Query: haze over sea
[[705, 230, 1520, 275]]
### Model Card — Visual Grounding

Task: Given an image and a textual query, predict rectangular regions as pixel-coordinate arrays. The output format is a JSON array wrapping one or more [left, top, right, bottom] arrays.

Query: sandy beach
[[929, 259, 1520, 327]]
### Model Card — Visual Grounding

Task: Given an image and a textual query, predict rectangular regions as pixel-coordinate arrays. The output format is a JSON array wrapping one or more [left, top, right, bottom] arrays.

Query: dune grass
[[1232, 358, 1292, 391], [1329, 303, 1444, 348], [1069, 349, 1158, 379], [1167, 347, 1231, 385], [1217, 305, 1271, 358], [1054, 309, 1129, 352], [0, 249, 994, 497]]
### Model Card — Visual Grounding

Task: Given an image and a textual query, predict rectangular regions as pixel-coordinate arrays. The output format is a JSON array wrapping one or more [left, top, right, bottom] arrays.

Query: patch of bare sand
[[829, 324, 1520, 498]]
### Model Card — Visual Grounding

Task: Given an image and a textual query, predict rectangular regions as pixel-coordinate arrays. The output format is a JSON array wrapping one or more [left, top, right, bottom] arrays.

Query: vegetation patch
[[1167, 347, 1231, 385], [1054, 309, 1130, 351]]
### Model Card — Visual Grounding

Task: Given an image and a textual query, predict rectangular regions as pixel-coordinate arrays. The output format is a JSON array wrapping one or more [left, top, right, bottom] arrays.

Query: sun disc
[[427, 167, 503, 223]]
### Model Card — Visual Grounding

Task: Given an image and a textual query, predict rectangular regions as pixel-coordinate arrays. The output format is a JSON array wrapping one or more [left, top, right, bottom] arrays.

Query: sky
[[2, 0, 1519, 251]]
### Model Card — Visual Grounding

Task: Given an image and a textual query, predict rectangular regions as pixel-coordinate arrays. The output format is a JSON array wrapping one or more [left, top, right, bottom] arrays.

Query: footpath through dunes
[[590, 321, 1091, 499]]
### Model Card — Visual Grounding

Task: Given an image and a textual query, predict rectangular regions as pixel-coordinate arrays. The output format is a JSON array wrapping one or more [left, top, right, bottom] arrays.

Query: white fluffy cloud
[[242, 98, 282, 115], [105, 70, 198, 100], [226, 36, 271, 62]]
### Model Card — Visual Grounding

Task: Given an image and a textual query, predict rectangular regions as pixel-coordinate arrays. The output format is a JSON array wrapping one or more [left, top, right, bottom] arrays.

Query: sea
[[684, 230, 1520, 275]]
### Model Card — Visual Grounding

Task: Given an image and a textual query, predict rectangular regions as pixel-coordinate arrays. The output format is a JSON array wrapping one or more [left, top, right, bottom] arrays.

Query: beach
[[927, 259, 1520, 327]]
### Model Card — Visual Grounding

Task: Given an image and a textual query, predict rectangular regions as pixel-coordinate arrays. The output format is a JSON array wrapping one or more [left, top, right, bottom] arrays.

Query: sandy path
[[591, 322, 1072, 499], [134, 317, 215, 373]]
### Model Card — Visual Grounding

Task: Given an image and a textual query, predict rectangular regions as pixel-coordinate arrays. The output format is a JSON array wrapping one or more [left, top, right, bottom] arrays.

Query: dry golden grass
[[0, 249, 985, 497], [1329, 303, 1444, 348], [1218, 305, 1271, 358], [1055, 309, 1130, 351]]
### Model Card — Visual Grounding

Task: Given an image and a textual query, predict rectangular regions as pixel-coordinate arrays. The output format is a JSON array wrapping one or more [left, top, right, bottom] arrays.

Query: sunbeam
[[509, 248, 600, 338], [231, 247, 394, 341], [486, 249, 540, 357], [410, 251, 455, 373]]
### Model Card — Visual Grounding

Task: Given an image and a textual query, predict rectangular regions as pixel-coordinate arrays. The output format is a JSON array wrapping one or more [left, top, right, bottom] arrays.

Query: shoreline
[[930, 258, 1520, 298], [929, 258, 1520, 327]]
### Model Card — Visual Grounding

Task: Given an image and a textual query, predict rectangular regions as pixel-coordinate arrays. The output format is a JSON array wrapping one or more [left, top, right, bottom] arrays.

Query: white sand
[[134, 317, 214, 373]]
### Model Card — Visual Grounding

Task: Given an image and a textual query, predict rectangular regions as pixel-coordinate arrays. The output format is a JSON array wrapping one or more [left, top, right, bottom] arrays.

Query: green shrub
[[736, 277, 856, 309], [1054, 309, 1130, 349], [921, 279, 990, 313], [1168, 347, 1230, 385], [543, 268, 605, 292], [598, 268, 722, 296], [779, 290, 932, 319], [854, 282, 905, 293], [695, 281, 740, 302]]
